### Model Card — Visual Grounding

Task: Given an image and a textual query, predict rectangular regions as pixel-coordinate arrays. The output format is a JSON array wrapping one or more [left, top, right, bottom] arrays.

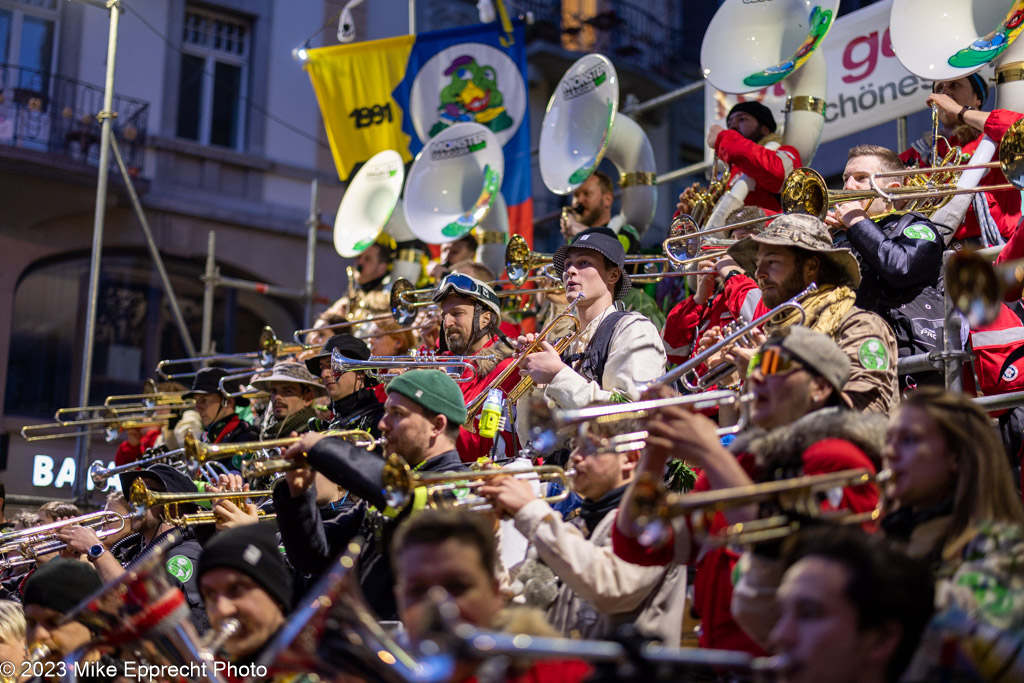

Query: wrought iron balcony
[[0, 63, 149, 174]]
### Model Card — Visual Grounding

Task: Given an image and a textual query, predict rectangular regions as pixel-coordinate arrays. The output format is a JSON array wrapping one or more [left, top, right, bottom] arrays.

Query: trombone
[[629, 468, 890, 547], [182, 428, 377, 473], [240, 430, 384, 479], [382, 453, 573, 512], [464, 293, 585, 433], [156, 326, 306, 381], [127, 478, 272, 526], [21, 413, 168, 442], [0, 511, 126, 569], [643, 283, 816, 391], [104, 378, 190, 408], [331, 347, 491, 384], [291, 279, 437, 344], [89, 446, 188, 487], [542, 390, 754, 455]]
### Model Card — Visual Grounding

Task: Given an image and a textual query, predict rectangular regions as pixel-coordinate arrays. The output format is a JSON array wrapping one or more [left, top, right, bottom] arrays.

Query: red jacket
[[663, 289, 737, 366], [612, 438, 879, 654], [113, 428, 162, 467], [463, 659, 591, 683], [715, 129, 801, 213], [451, 337, 520, 462], [901, 109, 1022, 243]]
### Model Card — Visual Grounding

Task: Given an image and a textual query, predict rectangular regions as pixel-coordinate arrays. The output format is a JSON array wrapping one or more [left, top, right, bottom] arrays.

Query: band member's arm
[[487, 482, 671, 612], [835, 312, 899, 415], [663, 292, 712, 365], [544, 316, 667, 408], [272, 477, 364, 576], [305, 437, 388, 510], [714, 129, 801, 193], [720, 267, 766, 323], [842, 216, 944, 288]]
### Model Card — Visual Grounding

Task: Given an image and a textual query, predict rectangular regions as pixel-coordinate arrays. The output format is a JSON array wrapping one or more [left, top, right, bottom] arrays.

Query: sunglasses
[[747, 347, 804, 378]]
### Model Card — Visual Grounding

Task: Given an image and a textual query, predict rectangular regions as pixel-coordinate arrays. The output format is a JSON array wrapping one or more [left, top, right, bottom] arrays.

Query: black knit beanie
[[23, 559, 102, 613], [197, 524, 292, 611]]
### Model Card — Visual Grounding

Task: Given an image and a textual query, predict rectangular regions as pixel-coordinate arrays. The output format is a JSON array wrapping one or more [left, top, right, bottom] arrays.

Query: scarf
[[263, 405, 318, 439], [579, 484, 627, 537], [766, 284, 857, 337]]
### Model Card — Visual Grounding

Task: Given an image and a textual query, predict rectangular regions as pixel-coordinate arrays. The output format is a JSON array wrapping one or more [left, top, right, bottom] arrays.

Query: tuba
[[538, 53, 657, 235], [700, 0, 836, 229], [891, 0, 1024, 240]]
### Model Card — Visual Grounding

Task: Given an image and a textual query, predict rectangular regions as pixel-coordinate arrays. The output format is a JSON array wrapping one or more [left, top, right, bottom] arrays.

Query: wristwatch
[[958, 105, 975, 125], [87, 544, 106, 562]]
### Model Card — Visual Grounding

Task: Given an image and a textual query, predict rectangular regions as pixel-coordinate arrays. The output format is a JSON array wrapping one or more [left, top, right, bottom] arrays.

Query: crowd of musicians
[[0, 74, 1023, 683]]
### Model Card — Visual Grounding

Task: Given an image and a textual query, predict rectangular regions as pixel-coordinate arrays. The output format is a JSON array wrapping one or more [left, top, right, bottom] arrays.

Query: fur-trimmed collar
[[728, 407, 888, 476], [473, 335, 515, 377]]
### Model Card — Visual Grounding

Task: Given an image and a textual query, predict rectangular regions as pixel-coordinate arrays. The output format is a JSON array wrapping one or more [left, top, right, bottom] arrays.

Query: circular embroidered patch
[[903, 224, 936, 241], [858, 338, 890, 371], [166, 554, 194, 582]]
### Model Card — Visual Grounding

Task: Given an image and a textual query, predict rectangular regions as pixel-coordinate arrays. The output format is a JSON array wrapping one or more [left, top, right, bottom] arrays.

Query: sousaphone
[[403, 121, 504, 244], [699, 0, 838, 228], [333, 149, 405, 258], [538, 53, 657, 234]]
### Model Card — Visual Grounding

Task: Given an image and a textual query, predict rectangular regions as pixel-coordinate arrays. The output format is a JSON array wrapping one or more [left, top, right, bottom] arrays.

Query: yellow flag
[[304, 35, 416, 180]]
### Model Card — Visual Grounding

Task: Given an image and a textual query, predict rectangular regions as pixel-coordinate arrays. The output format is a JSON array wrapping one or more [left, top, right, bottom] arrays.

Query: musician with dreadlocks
[[432, 273, 520, 461]]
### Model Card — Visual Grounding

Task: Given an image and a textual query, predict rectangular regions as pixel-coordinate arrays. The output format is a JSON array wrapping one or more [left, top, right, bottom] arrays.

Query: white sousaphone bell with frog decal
[[333, 149, 424, 285], [699, 0, 838, 229], [539, 53, 657, 235]]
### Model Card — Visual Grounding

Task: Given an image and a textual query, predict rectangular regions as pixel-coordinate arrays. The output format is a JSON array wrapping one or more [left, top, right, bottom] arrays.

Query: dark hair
[[420, 405, 463, 443], [368, 241, 394, 265], [782, 527, 935, 683], [38, 501, 81, 520], [792, 248, 850, 288], [455, 233, 478, 252], [316, 311, 348, 327], [848, 144, 904, 175], [591, 170, 614, 196], [392, 509, 497, 577]]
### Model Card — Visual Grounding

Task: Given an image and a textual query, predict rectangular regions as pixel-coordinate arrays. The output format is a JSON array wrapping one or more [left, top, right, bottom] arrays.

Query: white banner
[[703, 0, 996, 159]]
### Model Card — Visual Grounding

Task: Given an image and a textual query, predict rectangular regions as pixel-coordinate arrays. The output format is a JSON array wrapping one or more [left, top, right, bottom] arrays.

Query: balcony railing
[[518, 0, 687, 83], [0, 63, 149, 174]]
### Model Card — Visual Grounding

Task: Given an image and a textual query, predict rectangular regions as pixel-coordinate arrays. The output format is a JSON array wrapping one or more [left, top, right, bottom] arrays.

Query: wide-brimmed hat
[[250, 361, 326, 396], [303, 334, 371, 376], [727, 214, 861, 288], [183, 367, 249, 407], [552, 227, 632, 301]]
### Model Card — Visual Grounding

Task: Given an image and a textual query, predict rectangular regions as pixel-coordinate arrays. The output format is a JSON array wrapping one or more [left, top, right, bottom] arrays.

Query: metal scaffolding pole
[[303, 179, 320, 328], [73, 0, 120, 503]]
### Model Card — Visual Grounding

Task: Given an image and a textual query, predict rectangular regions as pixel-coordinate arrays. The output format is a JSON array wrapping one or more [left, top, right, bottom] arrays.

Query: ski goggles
[[432, 273, 500, 313], [747, 346, 805, 378]]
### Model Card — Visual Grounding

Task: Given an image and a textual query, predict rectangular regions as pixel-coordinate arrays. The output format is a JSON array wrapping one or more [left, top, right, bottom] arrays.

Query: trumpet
[[127, 478, 272, 526], [21, 413, 168, 442], [0, 511, 126, 569], [240, 431, 384, 479], [175, 506, 277, 526], [630, 468, 890, 547], [464, 293, 584, 433], [382, 453, 572, 512], [217, 370, 271, 400], [89, 445, 187, 487], [644, 283, 815, 391], [183, 428, 378, 473], [331, 347, 491, 384], [506, 234, 553, 286]]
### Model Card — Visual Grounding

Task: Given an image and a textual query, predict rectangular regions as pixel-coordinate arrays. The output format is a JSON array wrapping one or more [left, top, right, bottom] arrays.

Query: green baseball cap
[[385, 369, 468, 425]]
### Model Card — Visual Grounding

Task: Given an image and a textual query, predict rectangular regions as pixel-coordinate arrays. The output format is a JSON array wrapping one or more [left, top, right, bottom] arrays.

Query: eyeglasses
[[747, 347, 804, 378]]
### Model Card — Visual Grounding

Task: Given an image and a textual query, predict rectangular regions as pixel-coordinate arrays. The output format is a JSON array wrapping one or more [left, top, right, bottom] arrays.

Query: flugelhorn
[[331, 347, 490, 384], [630, 468, 890, 547], [643, 283, 816, 390], [382, 453, 572, 512], [128, 478, 271, 526], [0, 511, 126, 569], [239, 430, 384, 479], [463, 293, 584, 433]]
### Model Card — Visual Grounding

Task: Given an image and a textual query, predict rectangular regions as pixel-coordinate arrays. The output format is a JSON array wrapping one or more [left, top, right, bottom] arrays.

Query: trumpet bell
[[890, 0, 1024, 82], [403, 122, 504, 244], [700, 0, 839, 92], [334, 149, 405, 258]]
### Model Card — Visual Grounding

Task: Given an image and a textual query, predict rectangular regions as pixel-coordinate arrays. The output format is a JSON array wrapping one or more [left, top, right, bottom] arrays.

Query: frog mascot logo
[[430, 54, 514, 137], [408, 43, 525, 147]]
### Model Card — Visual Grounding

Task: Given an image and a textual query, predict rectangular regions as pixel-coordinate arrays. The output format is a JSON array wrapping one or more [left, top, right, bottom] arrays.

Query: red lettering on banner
[[881, 27, 895, 58], [843, 31, 878, 84]]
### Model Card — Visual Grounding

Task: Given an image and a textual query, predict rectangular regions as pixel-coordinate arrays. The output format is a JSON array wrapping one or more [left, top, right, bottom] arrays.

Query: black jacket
[[310, 386, 385, 437], [274, 442, 466, 620], [123, 527, 207, 633]]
